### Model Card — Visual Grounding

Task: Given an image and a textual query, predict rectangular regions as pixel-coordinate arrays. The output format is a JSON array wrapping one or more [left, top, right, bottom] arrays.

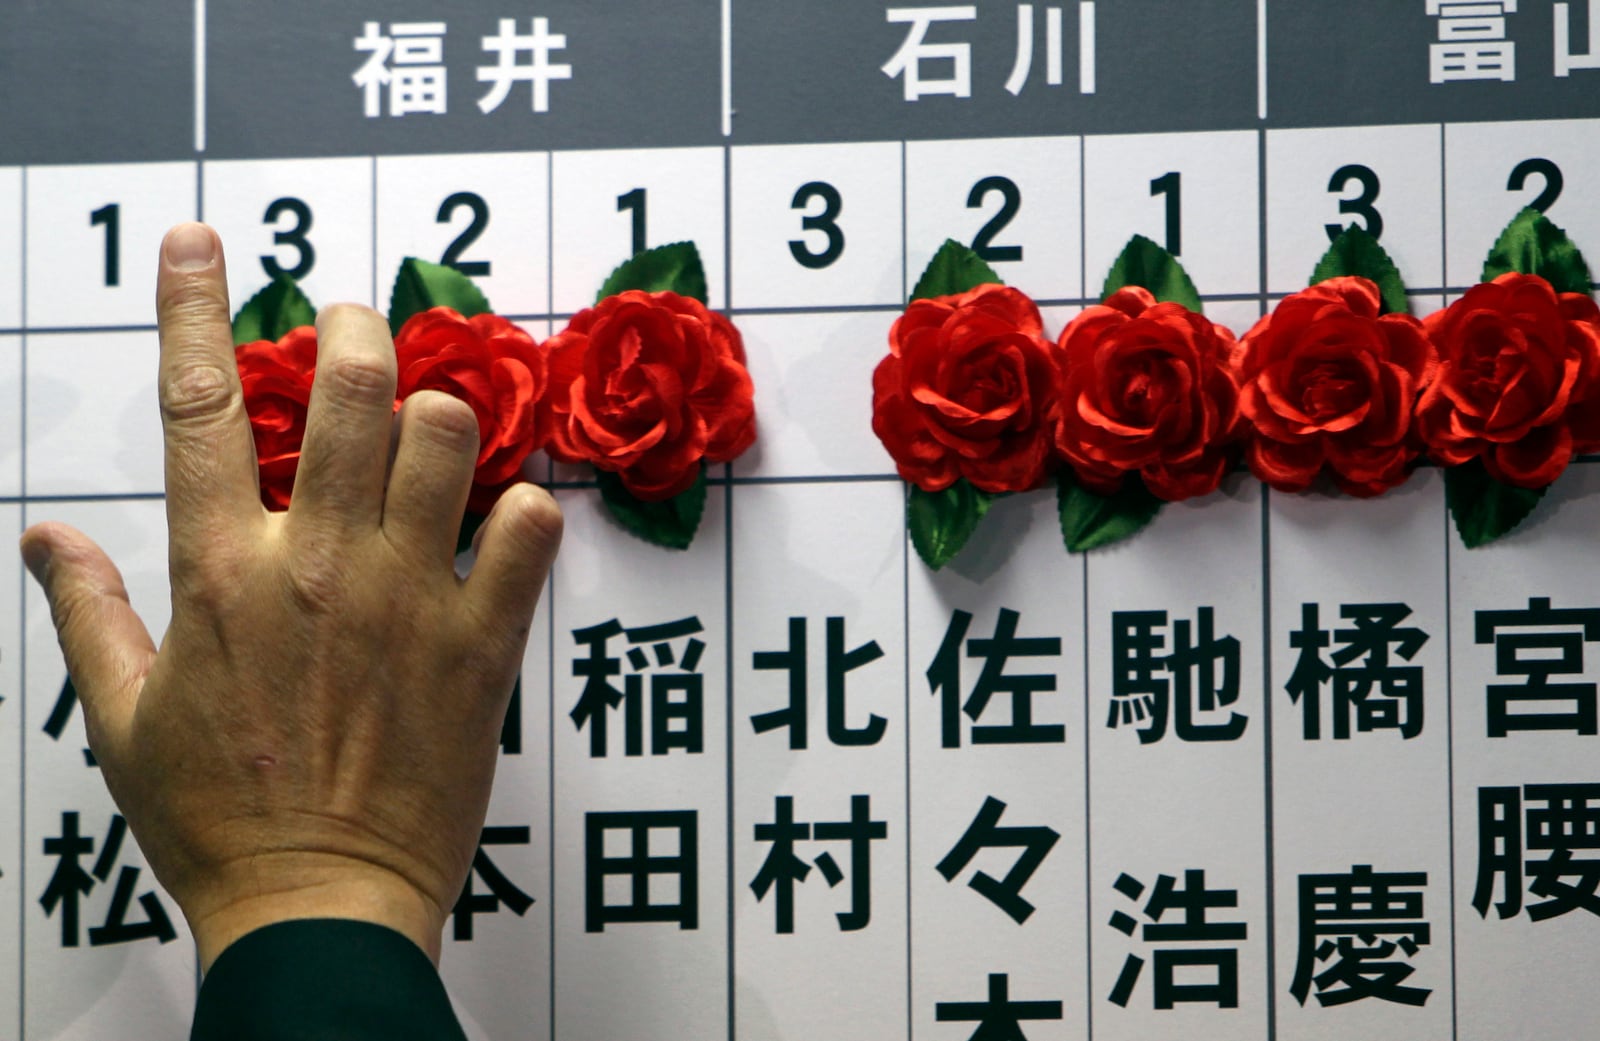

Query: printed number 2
[[789, 181, 844, 270], [1508, 158, 1563, 214], [90, 203, 120, 288], [968, 176, 1023, 263], [261, 197, 315, 281], [438, 192, 492, 277], [1325, 164, 1382, 242]]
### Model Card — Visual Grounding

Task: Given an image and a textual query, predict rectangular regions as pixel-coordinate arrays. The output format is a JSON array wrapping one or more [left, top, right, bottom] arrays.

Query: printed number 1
[[90, 203, 120, 288], [789, 181, 845, 270], [617, 188, 647, 257], [1150, 172, 1181, 256]]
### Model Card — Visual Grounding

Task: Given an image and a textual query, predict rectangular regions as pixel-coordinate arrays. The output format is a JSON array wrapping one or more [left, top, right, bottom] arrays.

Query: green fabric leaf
[[1483, 208, 1593, 294], [1058, 471, 1164, 553], [909, 239, 1005, 302], [907, 480, 995, 570], [387, 257, 493, 336], [1311, 226, 1410, 315], [596, 466, 707, 550], [597, 242, 708, 303], [1101, 234, 1203, 311], [232, 275, 316, 345], [1445, 459, 1549, 549]]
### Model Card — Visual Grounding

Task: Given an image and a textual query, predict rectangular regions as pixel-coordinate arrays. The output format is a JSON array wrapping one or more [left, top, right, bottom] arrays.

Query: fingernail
[[163, 223, 217, 271], [19, 537, 50, 585]]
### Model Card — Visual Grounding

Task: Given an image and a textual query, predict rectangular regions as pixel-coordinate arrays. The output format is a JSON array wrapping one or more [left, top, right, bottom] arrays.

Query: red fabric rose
[[1053, 286, 1242, 501], [393, 307, 550, 514], [872, 284, 1058, 493], [545, 290, 756, 500], [236, 326, 318, 511], [1417, 273, 1600, 488], [1235, 277, 1436, 497]]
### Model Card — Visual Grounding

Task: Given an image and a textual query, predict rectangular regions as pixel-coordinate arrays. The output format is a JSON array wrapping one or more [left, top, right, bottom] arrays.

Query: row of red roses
[[873, 214, 1599, 566], [235, 246, 755, 550]]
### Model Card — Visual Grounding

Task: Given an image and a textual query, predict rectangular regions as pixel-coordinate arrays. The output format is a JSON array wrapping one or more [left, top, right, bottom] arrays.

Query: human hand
[[19, 223, 562, 969]]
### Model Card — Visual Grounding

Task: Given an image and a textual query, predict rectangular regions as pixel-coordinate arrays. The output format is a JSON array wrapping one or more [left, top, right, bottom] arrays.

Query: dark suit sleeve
[[190, 919, 468, 1041]]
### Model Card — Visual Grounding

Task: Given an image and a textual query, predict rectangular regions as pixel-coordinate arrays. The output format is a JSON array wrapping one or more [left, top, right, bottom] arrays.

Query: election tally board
[[2, 2, 1600, 1040]]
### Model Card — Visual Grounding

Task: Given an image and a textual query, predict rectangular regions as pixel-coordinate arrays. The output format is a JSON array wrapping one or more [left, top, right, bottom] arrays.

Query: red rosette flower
[[872, 284, 1059, 494], [392, 307, 550, 514], [1053, 286, 1242, 501], [1417, 273, 1600, 488], [1234, 276, 1436, 497], [545, 290, 756, 501], [236, 326, 318, 511]]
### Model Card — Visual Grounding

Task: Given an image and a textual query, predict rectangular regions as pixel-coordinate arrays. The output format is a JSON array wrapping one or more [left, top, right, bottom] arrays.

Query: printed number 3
[[261, 197, 315, 281], [1325, 164, 1382, 242], [789, 181, 844, 270]]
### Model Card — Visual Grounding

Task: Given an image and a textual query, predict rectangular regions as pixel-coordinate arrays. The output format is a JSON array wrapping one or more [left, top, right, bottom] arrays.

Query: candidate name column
[[1, 4, 199, 1038], [1085, 483, 1269, 1039], [1451, 462, 1600, 1041], [1268, 475, 1453, 1040]]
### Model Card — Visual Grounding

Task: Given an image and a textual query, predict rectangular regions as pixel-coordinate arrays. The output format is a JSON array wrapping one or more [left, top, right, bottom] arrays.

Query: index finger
[[155, 224, 264, 557]]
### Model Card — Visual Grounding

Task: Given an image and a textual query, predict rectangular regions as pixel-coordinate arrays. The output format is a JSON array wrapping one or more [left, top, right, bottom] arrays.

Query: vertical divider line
[[722, 141, 736, 1041], [903, 492, 912, 1041], [1443, 489, 1459, 1041], [720, 0, 733, 138], [1256, 0, 1267, 121], [1257, 125, 1276, 1041], [545, 146, 558, 1041], [17, 163, 28, 1041], [1081, 557, 1093, 1039], [1440, 120, 1460, 1041], [194, 0, 207, 154], [370, 158, 379, 309], [1260, 488, 1277, 1041]]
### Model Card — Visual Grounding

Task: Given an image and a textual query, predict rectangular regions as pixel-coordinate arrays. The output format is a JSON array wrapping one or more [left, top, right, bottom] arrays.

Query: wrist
[[186, 853, 447, 972]]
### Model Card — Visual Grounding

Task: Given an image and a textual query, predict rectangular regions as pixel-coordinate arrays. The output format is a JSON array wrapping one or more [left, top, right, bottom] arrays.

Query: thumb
[[21, 521, 157, 758]]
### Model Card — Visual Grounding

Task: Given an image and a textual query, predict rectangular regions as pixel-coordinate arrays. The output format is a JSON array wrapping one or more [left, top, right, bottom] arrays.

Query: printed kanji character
[[1110, 608, 1244, 744], [1475, 597, 1600, 736], [353, 22, 449, 117], [1556, 0, 1600, 77], [570, 618, 707, 758], [1427, 1, 1517, 82], [1004, 5, 1065, 96], [40, 813, 176, 948], [1475, 784, 1600, 921], [882, 6, 978, 100], [584, 810, 698, 932], [43, 675, 97, 767], [927, 608, 1064, 748], [1107, 869, 1247, 1009], [935, 973, 1064, 1041], [936, 796, 1059, 924], [1291, 865, 1431, 1007], [452, 825, 535, 941], [477, 17, 572, 114], [1285, 602, 1428, 740], [751, 795, 887, 933], [752, 617, 887, 749]]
